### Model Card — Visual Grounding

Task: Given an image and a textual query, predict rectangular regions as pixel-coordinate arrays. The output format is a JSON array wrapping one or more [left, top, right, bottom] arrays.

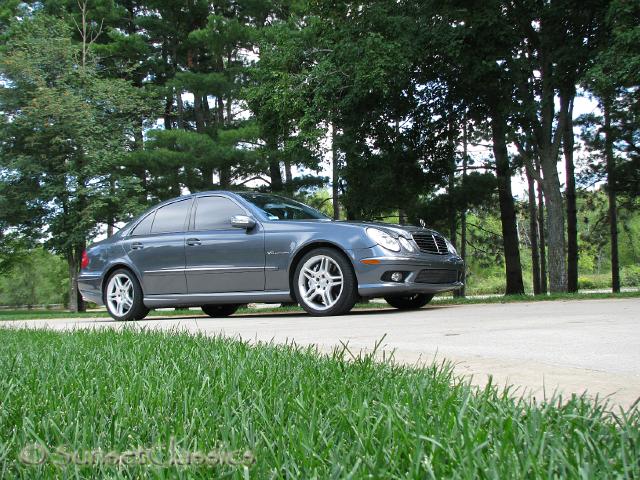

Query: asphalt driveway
[[2, 298, 639, 408]]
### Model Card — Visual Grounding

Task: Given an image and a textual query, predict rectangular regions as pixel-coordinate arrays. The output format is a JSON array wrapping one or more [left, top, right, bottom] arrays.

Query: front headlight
[[366, 228, 400, 252], [398, 236, 415, 252], [445, 238, 458, 255]]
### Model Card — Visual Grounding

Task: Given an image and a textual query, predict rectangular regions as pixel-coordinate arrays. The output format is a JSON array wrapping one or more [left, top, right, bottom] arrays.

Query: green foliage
[[621, 265, 640, 287], [582, 0, 640, 198], [302, 189, 335, 218], [0, 248, 68, 307], [0, 234, 30, 275], [0, 0, 638, 303], [0, 13, 153, 302], [578, 274, 613, 290]]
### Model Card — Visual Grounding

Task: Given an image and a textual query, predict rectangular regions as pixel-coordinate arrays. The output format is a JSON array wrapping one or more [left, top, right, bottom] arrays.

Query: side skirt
[[143, 290, 293, 308]]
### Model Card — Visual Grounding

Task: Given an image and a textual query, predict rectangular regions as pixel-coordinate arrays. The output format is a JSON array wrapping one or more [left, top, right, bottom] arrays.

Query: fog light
[[390, 272, 403, 282]]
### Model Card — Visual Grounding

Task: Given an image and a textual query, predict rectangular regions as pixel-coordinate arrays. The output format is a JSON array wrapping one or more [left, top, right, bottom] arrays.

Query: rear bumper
[[352, 249, 464, 298], [78, 273, 104, 305]]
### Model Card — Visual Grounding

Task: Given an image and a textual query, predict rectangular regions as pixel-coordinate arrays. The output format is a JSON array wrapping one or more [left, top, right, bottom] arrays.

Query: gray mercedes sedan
[[79, 191, 464, 320]]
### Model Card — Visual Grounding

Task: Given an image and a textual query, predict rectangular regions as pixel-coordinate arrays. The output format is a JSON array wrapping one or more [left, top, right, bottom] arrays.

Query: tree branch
[[515, 140, 544, 184]]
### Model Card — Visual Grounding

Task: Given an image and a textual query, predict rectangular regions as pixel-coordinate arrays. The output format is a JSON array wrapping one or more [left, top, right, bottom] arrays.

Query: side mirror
[[230, 215, 256, 230]]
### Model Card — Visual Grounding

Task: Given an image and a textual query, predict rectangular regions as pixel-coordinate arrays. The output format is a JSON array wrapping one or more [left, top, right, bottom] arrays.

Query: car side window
[[130, 211, 155, 236], [151, 199, 192, 234], [194, 196, 245, 231]]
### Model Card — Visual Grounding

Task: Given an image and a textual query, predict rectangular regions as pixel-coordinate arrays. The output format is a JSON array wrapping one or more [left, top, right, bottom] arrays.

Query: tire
[[293, 247, 358, 316], [201, 304, 241, 318], [384, 293, 433, 310], [104, 268, 148, 321], [134, 307, 151, 320]]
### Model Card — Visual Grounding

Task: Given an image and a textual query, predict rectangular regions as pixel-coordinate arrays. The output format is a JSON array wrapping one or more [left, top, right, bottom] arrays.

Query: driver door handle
[[186, 238, 201, 246]]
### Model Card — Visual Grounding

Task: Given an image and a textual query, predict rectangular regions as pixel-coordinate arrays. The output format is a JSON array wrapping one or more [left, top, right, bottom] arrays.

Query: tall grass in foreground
[[0, 328, 638, 479]]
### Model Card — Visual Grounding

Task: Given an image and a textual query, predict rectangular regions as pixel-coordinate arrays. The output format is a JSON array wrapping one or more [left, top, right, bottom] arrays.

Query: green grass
[[0, 328, 637, 478], [1, 290, 638, 321], [432, 289, 640, 305]]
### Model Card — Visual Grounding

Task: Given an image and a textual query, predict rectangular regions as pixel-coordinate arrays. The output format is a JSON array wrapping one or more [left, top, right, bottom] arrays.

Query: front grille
[[412, 232, 448, 254], [415, 269, 458, 284]]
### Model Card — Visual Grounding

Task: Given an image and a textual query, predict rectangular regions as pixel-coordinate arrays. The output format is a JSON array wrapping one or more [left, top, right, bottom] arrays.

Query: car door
[[185, 195, 265, 294], [123, 198, 192, 295]]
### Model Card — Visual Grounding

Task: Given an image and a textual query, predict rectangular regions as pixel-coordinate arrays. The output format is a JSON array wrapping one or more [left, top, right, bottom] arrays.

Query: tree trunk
[[269, 161, 283, 191], [603, 97, 620, 293], [538, 108, 568, 294], [447, 112, 457, 247], [107, 177, 115, 238], [448, 153, 457, 248], [563, 95, 578, 293], [217, 96, 232, 187], [284, 159, 293, 185], [67, 248, 85, 313], [193, 94, 218, 187], [164, 95, 173, 130], [526, 166, 541, 295], [539, 157, 567, 293], [162, 40, 173, 130], [176, 88, 185, 130], [398, 209, 407, 225], [491, 109, 525, 295], [458, 119, 468, 298], [535, 52, 568, 293], [535, 157, 548, 294], [459, 208, 467, 298], [331, 123, 340, 220], [193, 94, 206, 133], [219, 167, 230, 188]]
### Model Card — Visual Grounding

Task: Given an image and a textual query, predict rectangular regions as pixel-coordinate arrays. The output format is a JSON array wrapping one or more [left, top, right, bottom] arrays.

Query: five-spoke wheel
[[294, 248, 357, 316], [104, 269, 149, 321]]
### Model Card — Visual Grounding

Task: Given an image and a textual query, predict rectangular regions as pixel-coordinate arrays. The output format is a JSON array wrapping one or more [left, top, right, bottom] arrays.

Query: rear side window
[[131, 212, 155, 236], [194, 196, 245, 231], [151, 199, 191, 234]]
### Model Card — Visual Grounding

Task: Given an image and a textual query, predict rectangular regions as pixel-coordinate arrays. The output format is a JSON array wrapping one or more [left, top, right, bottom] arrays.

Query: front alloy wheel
[[104, 269, 149, 321], [294, 248, 357, 316]]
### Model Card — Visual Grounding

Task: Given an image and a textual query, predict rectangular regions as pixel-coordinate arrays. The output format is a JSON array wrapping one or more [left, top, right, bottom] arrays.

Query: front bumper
[[352, 247, 464, 298]]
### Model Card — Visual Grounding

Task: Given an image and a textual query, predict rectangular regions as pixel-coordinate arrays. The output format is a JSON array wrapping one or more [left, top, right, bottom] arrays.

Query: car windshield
[[238, 193, 329, 221]]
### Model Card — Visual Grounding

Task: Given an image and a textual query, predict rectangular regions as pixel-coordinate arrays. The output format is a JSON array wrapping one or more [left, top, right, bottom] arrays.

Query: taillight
[[81, 250, 90, 269]]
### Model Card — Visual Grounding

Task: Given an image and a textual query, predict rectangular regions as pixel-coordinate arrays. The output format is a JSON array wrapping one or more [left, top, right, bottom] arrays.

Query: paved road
[[3, 298, 639, 408]]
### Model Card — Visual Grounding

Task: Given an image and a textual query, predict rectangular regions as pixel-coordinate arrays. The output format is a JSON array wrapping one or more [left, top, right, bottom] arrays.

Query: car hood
[[278, 218, 443, 239], [334, 220, 442, 239]]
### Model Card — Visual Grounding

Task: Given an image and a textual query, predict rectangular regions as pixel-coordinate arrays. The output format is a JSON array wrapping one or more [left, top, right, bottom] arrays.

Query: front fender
[[263, 221, 373, 291]]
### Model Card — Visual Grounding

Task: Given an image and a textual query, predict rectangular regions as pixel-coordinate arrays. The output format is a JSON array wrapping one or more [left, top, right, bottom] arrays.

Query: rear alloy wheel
[[294, 248, 357, 316], [201, 304, 241, 318], [384, 293, 433, 310], [104, 269, 149, 321]]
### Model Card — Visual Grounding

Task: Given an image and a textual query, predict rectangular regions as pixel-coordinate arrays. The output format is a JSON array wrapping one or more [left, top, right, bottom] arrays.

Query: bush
[[578, 274, 611, 290], [0, 249, 68, 307], [622, 265, 640, 287], [466, 274, 506, 295]]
